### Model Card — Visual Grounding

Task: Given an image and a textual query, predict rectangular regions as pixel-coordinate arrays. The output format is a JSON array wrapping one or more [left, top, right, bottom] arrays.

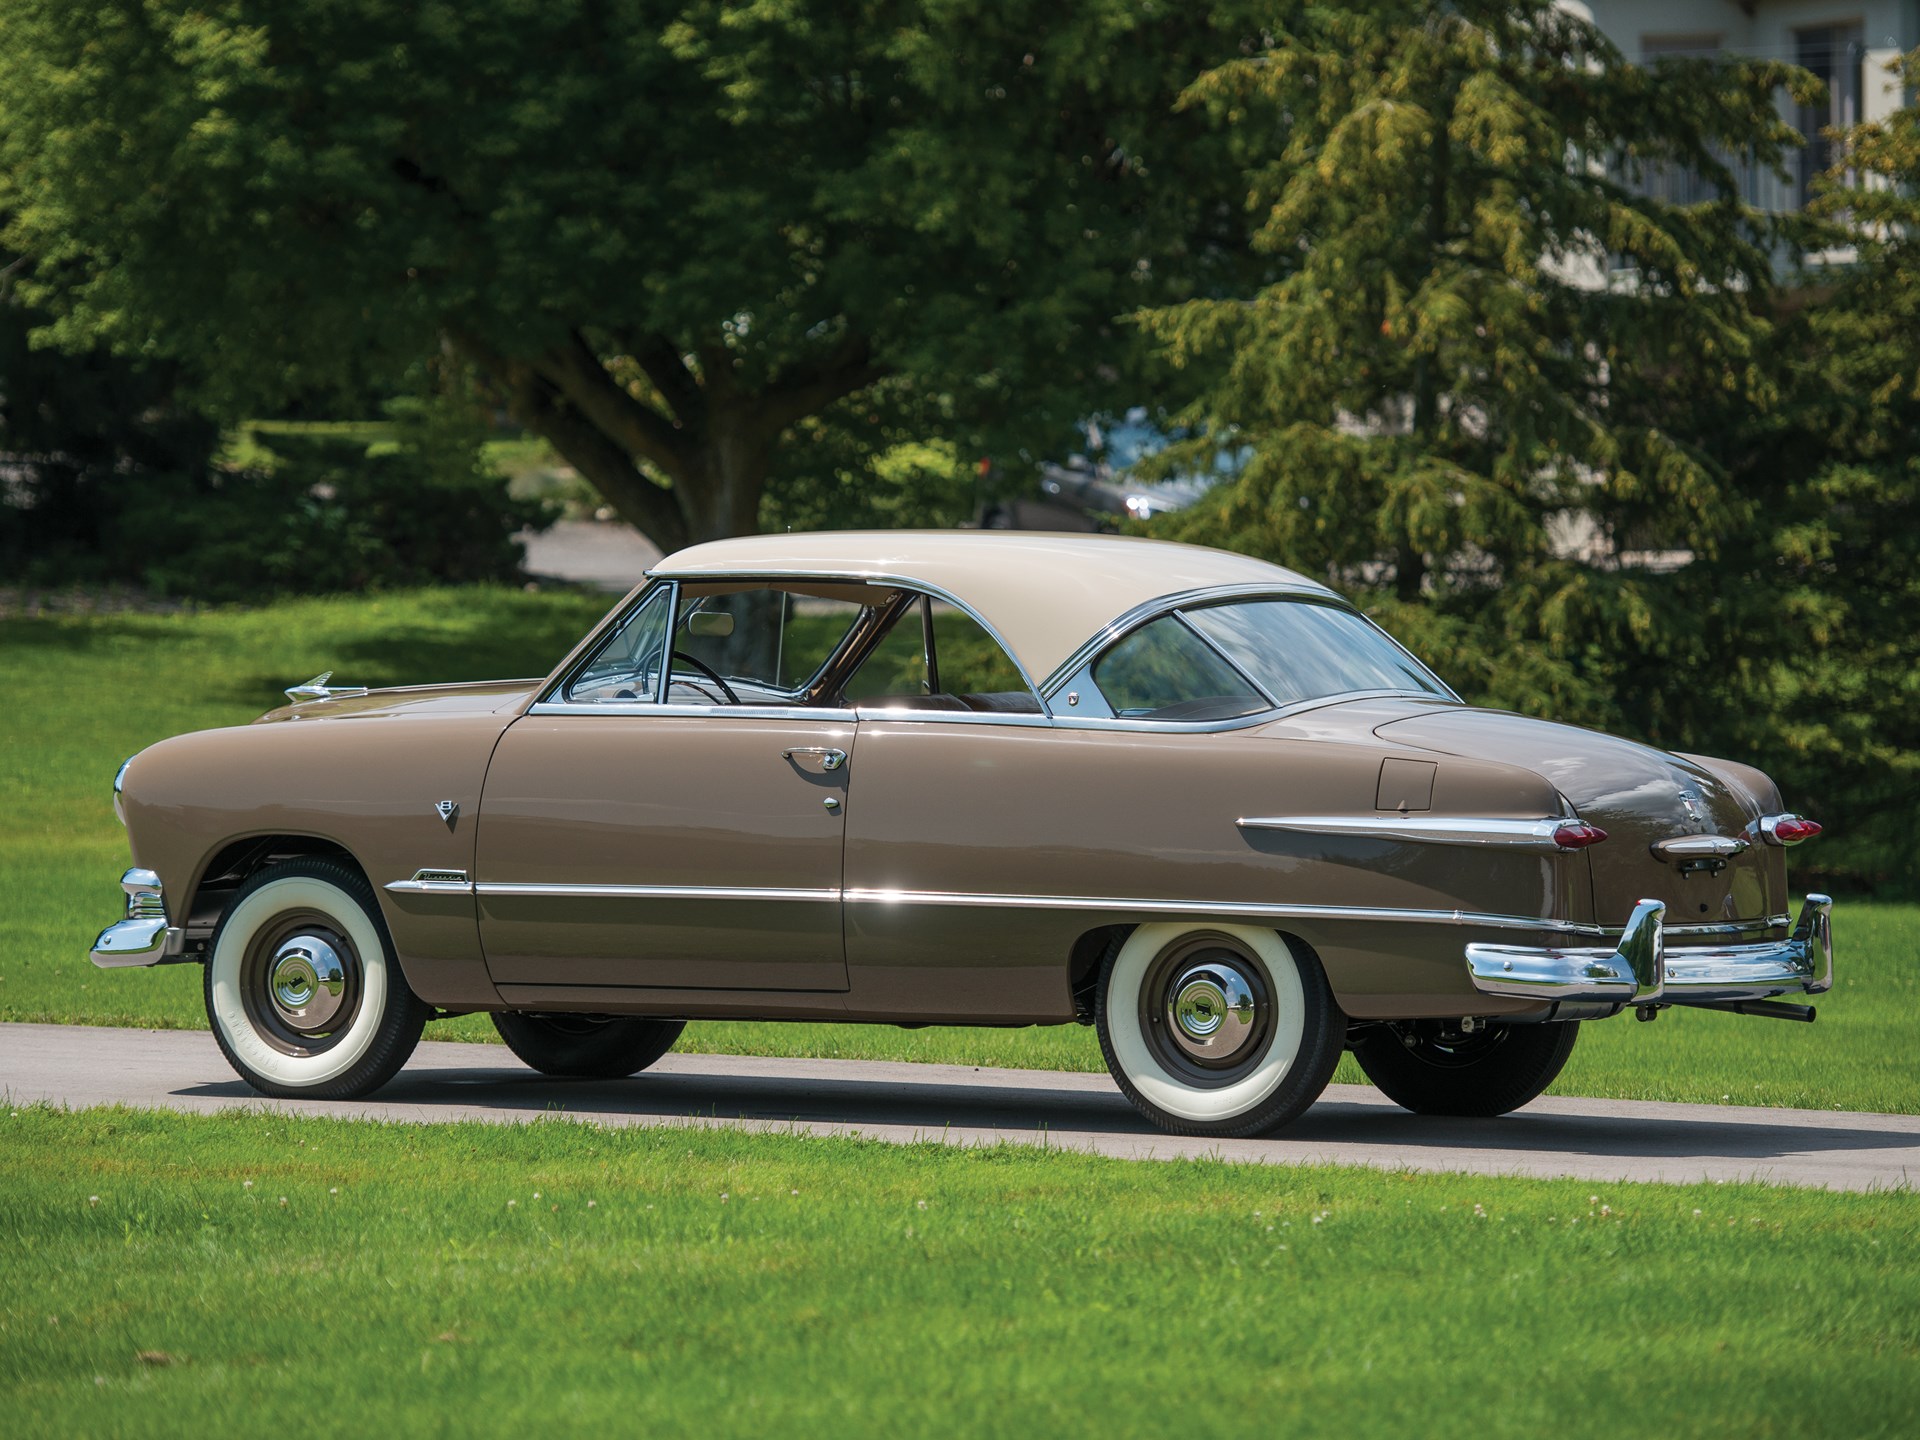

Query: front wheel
[[492, 1012, 685, 1078], [1350, 1020, 1579, 1117], [1096, 923, 1345, 1138], [204, 859, 429, 1100]]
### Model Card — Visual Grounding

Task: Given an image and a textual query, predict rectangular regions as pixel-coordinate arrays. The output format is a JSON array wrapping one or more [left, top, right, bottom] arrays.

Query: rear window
[[1183, 600, 1448, 706]]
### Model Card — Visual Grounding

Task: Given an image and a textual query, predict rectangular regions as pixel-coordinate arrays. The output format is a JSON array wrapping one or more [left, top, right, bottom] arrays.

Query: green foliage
[[0, 269, 221, 583], [1133, 5, 1920, 892], [1748, 47, 1920, 890], [132, 394, 553, 604], [0, 1, 1258, 546]]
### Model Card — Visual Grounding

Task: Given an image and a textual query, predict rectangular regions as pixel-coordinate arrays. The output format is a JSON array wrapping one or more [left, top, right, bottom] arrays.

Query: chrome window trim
[[543, 578, 679, 706], [1179, 593, 1455, 704], [527, 701, 860, 723], [1038, 582, 1341, 697], [1040, 588, 1460, 722], [1236, 815, 1577, 851], [476, 882, 841, 903], [1045, 689, 1458, 736], [543, 571, 1044, 716], [639, 570, 1046, 703], [851, 706, 1053, 729]]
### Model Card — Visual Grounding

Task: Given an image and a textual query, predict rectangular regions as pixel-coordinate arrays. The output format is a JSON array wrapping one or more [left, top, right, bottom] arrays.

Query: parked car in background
[[974, 409, 1234, 531], [92, 533, 1832, 1137]]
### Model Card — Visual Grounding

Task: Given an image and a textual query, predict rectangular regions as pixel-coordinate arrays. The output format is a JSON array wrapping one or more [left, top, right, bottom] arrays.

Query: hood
[[256, 679, 541, 724]]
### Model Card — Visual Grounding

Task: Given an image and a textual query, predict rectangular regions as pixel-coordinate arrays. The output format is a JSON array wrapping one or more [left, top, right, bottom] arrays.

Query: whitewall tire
[[1096, 923, 1344, 1137], [204, 858, 428, 1099]]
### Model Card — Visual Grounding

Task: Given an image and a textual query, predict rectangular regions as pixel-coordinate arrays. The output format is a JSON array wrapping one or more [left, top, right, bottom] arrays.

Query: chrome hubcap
[[268, 935, 347, 1032], [1166, 962, 1259, 1063]]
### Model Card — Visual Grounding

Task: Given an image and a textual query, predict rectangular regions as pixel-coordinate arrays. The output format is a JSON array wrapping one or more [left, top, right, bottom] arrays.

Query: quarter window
[[1090, 615, 1266, 722], [845, 595, 1041, 714], [564, 586, 672, 703]]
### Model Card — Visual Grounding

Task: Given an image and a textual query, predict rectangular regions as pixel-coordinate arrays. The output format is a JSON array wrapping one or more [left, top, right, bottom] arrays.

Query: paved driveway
[[6, 1025, 1916, 1192]]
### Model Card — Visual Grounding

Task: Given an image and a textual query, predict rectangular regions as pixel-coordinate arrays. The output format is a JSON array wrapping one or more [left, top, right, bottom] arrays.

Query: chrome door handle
[[782, 746, 847, 771]]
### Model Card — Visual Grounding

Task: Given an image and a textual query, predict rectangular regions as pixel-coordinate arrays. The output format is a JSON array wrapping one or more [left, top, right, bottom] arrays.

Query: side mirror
[[688, 612, 735, 638]]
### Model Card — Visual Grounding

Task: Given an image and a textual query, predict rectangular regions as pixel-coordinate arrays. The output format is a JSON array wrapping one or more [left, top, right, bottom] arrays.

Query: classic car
[[91, 532, 1834, 1137]]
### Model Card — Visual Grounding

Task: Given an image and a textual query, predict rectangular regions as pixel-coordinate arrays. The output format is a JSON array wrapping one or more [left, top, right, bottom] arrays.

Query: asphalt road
[[3, 1023, 1914, 1193]]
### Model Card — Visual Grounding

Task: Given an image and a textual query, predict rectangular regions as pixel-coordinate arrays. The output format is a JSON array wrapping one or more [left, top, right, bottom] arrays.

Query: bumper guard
[[90, 868, 185, 967], [1465, 893, 1832, 1008]]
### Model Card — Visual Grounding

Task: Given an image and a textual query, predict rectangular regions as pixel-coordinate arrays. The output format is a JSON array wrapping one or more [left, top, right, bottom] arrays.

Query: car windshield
[[1182, 600, 1450, 707]]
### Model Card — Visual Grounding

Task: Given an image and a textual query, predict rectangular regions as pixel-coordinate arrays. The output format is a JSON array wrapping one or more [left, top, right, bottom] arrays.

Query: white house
[[1577, 0, 1918, 208]]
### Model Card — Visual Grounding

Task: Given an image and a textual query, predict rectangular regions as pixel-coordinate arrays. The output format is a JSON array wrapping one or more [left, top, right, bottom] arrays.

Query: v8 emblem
[[435, 800, 460, 828]]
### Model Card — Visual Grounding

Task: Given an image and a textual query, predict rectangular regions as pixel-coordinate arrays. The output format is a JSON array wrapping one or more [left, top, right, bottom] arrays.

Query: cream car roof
[[649, 531, 1338, 685]]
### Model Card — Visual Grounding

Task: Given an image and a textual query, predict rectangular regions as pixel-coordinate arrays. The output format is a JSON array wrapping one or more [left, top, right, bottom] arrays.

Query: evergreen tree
[[1744, 48, 1920, 888], [1138, 2, 1811, 736]]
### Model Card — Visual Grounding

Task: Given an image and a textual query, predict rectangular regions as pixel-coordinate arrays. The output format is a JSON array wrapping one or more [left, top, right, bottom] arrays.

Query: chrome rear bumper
[[1465, 894, 1832, 1008], [90, 868, 185, 968]]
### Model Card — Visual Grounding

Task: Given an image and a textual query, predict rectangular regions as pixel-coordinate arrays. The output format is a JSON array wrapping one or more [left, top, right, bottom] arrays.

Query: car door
[[474, 579, 869, 991]]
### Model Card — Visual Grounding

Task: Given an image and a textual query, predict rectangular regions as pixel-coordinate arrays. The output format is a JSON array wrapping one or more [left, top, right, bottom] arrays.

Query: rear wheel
[[1095, 923, 1344, 1138], [1350, 1020, 1579, 1117], [204, 858, 429, 1100], [492, 1012, 685, 1078]]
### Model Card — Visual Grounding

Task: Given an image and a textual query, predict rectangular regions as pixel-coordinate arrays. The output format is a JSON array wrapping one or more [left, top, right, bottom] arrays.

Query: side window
[[1091, 615, 1266, 722], [564, 586, 671, 703], [669, 583, 873, 705], [929, 601, 1033, 705], [844, 604, 929, 702], [846, 595, 1041, 714]]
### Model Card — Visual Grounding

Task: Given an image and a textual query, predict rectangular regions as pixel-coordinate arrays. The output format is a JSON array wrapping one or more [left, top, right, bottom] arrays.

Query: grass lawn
[[2, 1107, 1915, 1438], [4, 589, 1915, 1114]]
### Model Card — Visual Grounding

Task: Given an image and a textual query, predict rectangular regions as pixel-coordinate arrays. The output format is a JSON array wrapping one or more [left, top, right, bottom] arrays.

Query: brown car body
[[95, 532, 1833, 1040]]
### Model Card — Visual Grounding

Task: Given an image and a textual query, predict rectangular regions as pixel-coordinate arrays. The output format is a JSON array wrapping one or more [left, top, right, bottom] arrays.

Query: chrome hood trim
[[259, 679, 543, 724]]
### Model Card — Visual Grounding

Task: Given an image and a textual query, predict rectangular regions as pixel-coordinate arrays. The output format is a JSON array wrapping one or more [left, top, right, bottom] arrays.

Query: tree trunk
[[674, 419, 775, 545], [453, 329, 881, 560]]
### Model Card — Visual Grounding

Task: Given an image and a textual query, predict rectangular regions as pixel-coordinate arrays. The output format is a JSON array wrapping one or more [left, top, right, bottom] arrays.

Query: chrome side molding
[[384, 868, 474, 895], [1238, 815, 1573, 851]]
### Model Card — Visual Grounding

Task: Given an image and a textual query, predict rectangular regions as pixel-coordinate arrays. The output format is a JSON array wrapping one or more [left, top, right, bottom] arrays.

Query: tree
[[0, 249, 219, 584], [0, 0, 1254, 551], [1136, 2, 1811, 736], [1729, 47, 1920, 889]]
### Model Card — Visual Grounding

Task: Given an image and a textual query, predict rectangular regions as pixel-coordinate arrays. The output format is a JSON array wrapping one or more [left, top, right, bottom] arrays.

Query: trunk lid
[[1373, 708, 1783, 931]]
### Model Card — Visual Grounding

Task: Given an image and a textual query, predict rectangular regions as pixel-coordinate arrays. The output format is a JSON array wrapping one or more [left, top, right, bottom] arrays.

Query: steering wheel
[[671, 650, 740, 704]]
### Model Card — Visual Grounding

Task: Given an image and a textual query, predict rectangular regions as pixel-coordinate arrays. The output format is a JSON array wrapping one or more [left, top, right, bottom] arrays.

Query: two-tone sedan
[[92, 532, 1833, 1136]]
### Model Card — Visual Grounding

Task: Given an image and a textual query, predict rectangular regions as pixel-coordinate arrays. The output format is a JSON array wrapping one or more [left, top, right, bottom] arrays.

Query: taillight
[[1763, 815, 1823, 845], [1552, 821, 1609, 850]]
